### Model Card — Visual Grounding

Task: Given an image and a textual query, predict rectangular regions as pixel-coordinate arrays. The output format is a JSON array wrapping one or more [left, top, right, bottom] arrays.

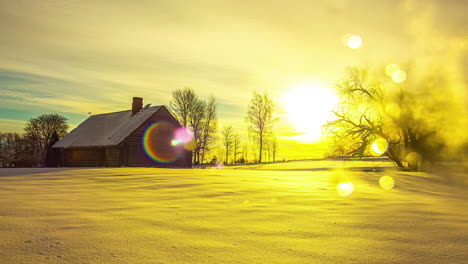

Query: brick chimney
[[132, 97, 143, 116]]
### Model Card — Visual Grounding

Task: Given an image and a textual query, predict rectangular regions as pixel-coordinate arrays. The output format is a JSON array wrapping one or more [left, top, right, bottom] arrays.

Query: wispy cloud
[[0, 118, 26, 132]]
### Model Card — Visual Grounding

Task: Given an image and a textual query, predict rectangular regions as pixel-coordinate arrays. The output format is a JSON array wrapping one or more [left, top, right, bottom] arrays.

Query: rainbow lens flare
[[173, 126, 196, 150], [143, 121, 182, 163]]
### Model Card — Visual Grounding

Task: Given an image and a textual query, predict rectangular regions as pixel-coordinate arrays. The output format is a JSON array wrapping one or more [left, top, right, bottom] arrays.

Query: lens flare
[[143, 121, 182, 163], [370, 138, 389, 156], [385, 64, 400, 77], [392, 69, 407, 83], [171, 139, 181, 146], [337, 182, 354, 197], [174, 127, 193, 143], [343, 34, 362, 49], [406, 152, 421, 170], [184, 140, 197, 151], [172, 126, 196, 150], [379, 176, 395, 190]]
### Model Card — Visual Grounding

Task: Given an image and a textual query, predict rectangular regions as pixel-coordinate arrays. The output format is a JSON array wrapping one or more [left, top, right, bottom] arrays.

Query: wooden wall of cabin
[[62, 147, 120, 167], [123, 106, 192, 168], [63, 148, 100, 167], [104, 147, 120, 167]]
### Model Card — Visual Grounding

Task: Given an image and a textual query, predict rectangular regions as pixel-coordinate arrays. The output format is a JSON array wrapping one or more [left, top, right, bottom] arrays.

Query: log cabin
[[52, 97, 192, 167]]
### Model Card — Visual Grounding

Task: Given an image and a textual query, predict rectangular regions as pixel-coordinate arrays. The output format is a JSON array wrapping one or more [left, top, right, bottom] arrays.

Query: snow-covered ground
[[0, 162, 466, 263]]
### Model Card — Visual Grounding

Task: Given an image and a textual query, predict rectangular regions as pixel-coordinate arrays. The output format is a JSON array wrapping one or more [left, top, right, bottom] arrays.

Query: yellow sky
[[0, 0, 466, 160]]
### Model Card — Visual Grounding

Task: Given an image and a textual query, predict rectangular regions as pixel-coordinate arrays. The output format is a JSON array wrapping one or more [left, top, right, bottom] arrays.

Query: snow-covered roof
[[53, 106, 162, 148]]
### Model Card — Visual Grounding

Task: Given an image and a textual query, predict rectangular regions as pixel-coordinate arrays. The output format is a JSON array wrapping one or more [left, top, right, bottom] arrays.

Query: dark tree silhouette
[[24, 114, 68, 166], [45, 131, 60, 167], [0, 132, 35, 167]]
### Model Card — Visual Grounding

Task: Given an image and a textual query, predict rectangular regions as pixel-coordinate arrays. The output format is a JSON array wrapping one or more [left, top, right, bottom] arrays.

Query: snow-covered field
[[0, 162, 467, 264]]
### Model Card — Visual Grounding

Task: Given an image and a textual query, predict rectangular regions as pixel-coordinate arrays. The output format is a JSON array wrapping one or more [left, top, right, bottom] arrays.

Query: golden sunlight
[[283, 84, 339, 142], [392, 69, 407, 83], [343, 34, 362, 49], [337, 182, 354, 197]]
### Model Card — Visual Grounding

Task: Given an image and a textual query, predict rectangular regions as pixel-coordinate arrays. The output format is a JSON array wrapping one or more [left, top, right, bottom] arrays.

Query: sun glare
[[392, 70, 407, 83], [370, 138, 389, 156], [283, 84, 338, 142], [343, 34, 362, 49], [337, 182, 354, 197], [385, 64, 407, 83]]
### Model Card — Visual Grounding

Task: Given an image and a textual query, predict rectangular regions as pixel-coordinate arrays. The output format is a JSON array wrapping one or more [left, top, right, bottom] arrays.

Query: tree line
[[169, 88, 278, 165], [0, 114, 68, 167], [219, 123, 278, 165]]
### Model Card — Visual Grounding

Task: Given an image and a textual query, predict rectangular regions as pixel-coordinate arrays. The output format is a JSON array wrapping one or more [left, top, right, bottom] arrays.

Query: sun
[[347, 35, 362, 49], [342, 34, 362, 49], [283, 84, 339, 142]]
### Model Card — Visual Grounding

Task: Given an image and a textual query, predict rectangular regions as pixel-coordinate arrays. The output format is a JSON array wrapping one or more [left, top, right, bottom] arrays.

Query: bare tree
[[188, 98, 206, 165], [250, 142, 257, 163], [0, 132, 14, 167], [239, 143, 248, 164], [199, 96, 217, 164], [170, 88, 218, 165], [221, 125, 234, 164], [169, 88, 197, 127], [270, 136, 278, 162], [0, 132, 36, 167], [232, 133, 241, 164], [324, 67, 395, 161], [264, 137, 271, 162], [325, 66, 447, 170], [263, 135, 278, 163], [246, 92, 276, 163], [24, 114, 68, 166]]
